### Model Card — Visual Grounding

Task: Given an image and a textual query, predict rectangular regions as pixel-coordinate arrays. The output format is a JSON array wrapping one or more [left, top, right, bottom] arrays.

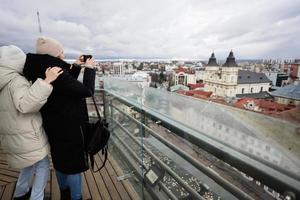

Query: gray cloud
[[0, 0, 299, 59]]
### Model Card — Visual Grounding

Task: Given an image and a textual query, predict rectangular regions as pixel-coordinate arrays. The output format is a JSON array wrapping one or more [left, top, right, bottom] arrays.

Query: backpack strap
[[91, 95, 102, 120], [89, 96, 109, 172], [92, 146, 108, 172], [90, 153, 95, 171]]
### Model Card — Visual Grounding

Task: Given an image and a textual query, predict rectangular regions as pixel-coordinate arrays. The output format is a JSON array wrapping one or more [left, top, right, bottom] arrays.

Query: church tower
[[204, 51, 240, 97]]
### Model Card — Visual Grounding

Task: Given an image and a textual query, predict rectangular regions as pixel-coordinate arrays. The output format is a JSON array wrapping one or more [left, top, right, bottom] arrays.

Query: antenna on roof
[[37, 11, 42, 34]]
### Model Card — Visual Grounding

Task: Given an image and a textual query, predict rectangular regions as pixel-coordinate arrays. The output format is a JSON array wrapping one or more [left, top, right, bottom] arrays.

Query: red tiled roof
[[186, 90, 212, 98], [234, 98, 259, 108], [271, 107, 300, 124], [175, 67, 194, 74], [176, 90, 187, 95], [234, 98, 294, 114], [188, 83, 205, 89], [176, 89, 212, 99], [210, 98, 228, 105]]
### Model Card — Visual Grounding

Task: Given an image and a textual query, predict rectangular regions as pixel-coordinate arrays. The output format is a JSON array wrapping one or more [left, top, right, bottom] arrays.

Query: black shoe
[[60, 187, 71, 200], [13, 188, 31, 200]]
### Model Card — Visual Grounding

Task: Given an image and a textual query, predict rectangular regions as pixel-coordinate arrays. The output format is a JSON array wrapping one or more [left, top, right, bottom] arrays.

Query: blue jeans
[[14, 156, 49, 200], [55, 170, 82, 200]]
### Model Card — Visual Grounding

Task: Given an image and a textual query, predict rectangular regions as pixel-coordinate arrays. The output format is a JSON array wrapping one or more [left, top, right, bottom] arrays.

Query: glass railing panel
[[100, 79, 151, 199], [103, 78, 300, 175], [103, 77, 300, 199]]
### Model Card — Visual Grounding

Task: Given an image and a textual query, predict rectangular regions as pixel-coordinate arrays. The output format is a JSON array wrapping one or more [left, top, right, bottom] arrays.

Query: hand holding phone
[[83, 55, 93, 62]]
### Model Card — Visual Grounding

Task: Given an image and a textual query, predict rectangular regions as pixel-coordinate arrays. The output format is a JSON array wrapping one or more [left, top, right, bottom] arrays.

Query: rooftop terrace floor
[[0, 151, 139, 200]]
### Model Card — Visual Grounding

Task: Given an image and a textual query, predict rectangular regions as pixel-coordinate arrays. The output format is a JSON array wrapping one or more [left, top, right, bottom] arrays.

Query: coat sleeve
[[51, 68, 95, 97], [83, 68, 96, 95], [67, 63, 82, 79], [10, 77, 53, 114]]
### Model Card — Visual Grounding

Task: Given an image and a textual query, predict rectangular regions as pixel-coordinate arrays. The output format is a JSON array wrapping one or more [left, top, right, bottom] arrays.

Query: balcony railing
[[90, 77, 300, 200]]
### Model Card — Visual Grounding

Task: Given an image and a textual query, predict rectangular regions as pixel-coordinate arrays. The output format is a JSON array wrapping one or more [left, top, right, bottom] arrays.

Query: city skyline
[[0, 0, 299, 59]]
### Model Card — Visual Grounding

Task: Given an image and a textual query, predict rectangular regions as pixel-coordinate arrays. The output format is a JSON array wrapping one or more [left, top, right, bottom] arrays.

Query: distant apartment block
[[112, 62, 125, 75], [285, 59, 300, 80], [265, 72, 289, 87]]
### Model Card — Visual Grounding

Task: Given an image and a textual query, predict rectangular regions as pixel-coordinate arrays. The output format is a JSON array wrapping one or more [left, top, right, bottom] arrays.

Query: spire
[[207, 52, 219, 66], [223, 50, 238, 67], [37, 11, 42, 34]]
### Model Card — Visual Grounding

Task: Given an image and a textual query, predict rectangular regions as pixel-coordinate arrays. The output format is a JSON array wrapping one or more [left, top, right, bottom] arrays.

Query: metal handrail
[[111, 124, 179, 200], [111, 104, 253, 200], [111, 117, 205, 200]]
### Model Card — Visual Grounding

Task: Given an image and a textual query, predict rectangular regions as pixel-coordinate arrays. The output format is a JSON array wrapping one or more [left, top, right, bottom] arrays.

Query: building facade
[[204, 52, 240, 97], [173, 67, 196, 86], [271, 81, 300, 106], [112, 62, 124, 75], [203, 51, 271, 98]]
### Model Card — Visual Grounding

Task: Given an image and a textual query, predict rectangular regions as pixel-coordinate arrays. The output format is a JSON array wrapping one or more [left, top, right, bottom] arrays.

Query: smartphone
[[83, 55, 93, 62]]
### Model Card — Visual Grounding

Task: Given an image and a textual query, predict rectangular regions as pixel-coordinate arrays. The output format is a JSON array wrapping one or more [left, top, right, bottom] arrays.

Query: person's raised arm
[[11, 67, 62, 113], [68, 55, 84, 79], [82, 58, 96, 95]]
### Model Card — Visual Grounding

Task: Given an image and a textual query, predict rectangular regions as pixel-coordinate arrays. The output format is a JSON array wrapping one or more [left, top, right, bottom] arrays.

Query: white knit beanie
[[36, 36, 63, 57]]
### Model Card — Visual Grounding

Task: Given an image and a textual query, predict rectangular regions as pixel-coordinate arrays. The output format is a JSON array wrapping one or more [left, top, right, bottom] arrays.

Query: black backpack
[[86, 96, 110, 172]]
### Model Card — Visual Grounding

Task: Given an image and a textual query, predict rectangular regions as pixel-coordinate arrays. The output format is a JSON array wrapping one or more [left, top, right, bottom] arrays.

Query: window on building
[[260, 87, 263, 92], [251, 88, 253, 93], [242, 88, 244, 94]]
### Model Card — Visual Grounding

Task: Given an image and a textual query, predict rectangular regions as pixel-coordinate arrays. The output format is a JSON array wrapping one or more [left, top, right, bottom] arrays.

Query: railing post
[[139, 110, 146, 198], [110, 99, 113, 123], [101, 81, 107, 119], [140, 110, 146, 138]]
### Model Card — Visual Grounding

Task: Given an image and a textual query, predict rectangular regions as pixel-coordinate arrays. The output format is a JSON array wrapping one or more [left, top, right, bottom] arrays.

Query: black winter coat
[[23, 54, 95, 174]]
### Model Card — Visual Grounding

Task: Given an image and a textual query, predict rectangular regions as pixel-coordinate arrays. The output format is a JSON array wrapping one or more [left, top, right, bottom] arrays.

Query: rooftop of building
[[187, 83, 205, 89], [206, 52, 219, 66], [271, 81, 300, 100], [205, 51, 240, 67], [236, 91, 273, 99], [223, 51, 238, 67], [174, 67, 195, 74], [170, 84, 189, 92], [234, 98, 295, 115], [238, 70, 272, 84], [178, 90, 213, 99], [271, 106, 300, 124]]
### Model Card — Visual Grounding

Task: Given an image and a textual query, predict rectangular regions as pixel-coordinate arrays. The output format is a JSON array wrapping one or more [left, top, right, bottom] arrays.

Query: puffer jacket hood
[[0, 45, 26, 90]]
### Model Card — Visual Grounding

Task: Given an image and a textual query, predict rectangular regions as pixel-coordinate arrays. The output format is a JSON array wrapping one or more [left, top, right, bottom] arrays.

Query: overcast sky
[[0, 0, 299, 59]]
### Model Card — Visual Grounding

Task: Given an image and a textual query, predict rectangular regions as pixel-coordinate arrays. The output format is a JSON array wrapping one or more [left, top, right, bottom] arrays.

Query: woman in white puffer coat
[[0, 45, 62, 200]]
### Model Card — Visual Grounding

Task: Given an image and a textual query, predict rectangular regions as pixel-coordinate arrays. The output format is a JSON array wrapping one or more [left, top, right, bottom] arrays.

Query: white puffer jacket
[[0, 45, 51, 169]]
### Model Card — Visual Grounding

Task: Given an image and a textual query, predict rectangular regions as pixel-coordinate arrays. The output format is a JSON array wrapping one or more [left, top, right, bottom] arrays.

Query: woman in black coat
[[23, 37, 95, 200]]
